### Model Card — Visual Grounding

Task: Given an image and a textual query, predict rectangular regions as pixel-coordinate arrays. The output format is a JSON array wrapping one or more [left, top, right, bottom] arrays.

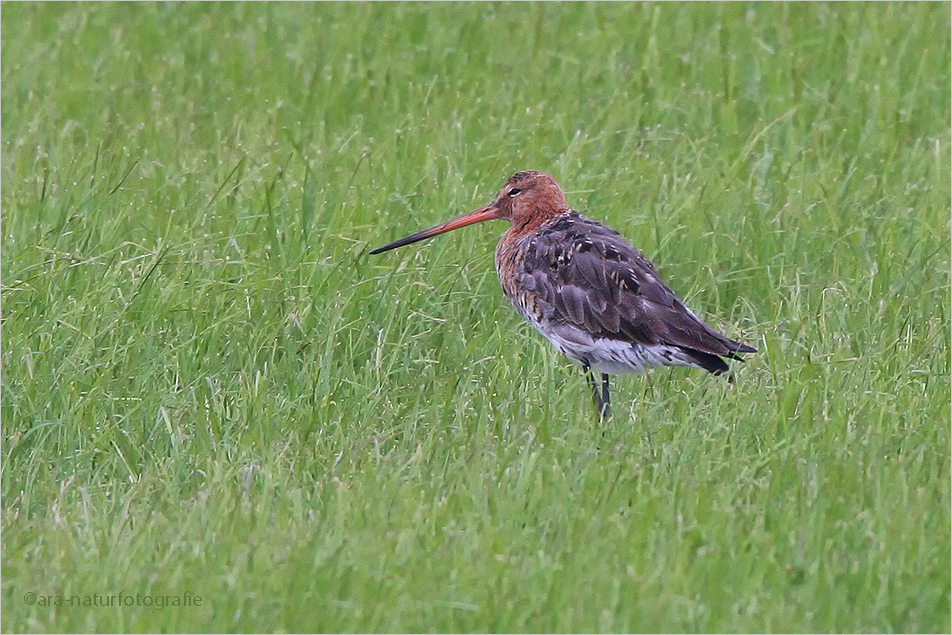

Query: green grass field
[[2, 3, 949, 632]]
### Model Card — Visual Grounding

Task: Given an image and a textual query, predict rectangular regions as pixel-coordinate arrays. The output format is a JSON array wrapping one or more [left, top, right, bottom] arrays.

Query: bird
[[369, 171, 756, 419]]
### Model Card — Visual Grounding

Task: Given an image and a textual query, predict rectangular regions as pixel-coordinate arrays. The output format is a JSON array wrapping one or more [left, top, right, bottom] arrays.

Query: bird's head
[[489, 171, 569, 227], [369, 171, 569, 255]]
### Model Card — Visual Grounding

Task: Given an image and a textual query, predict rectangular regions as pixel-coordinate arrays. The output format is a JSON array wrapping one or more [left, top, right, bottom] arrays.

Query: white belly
[[534, 321, 700, 375]]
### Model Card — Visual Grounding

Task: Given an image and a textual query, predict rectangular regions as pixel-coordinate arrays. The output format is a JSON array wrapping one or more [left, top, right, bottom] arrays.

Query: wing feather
[[521, 212, 754, 358]]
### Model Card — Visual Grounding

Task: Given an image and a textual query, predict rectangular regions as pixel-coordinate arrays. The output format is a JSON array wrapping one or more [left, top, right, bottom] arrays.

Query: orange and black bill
[[369, 205, 500, 254]]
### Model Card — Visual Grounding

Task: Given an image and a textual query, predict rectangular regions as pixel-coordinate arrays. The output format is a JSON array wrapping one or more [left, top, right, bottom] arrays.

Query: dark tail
[[679, 348, 730, 375], [679, 338, 756, 377]]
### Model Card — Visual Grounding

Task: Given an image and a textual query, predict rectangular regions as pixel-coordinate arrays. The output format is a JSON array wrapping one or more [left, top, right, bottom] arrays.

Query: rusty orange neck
[[511, 205, 571, 237], [498, 208, 572, 255]]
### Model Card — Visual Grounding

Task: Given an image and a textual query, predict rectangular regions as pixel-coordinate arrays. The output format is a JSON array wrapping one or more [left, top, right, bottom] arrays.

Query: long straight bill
[[369, 205, 499, 255]]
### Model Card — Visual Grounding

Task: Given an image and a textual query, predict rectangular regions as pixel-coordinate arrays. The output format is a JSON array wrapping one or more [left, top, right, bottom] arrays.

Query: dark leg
[[583, 364, 610, 420], [600, 373, 611, 420]]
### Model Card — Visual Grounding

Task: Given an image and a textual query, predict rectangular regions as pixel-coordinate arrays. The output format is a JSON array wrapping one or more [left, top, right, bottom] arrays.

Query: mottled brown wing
[[518, 212, 755, 359]]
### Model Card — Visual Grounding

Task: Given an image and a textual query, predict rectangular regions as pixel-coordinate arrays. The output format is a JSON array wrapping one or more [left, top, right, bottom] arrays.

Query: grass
[[2, 2, 949, 632]]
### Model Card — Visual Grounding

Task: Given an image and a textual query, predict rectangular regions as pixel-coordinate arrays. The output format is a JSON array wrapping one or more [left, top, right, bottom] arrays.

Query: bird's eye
[[508, 188, 522, 197]]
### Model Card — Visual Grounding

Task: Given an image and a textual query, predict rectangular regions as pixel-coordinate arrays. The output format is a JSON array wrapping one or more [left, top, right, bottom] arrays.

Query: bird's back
[[495, 211, 755, 375]]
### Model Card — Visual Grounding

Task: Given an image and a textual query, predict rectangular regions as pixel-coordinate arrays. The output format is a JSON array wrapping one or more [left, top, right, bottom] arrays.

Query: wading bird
[[370, 171, 755, 418]]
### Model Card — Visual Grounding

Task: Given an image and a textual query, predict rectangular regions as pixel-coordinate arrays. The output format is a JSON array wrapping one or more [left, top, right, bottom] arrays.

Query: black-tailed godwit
[[370, 171, 756, 418]]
